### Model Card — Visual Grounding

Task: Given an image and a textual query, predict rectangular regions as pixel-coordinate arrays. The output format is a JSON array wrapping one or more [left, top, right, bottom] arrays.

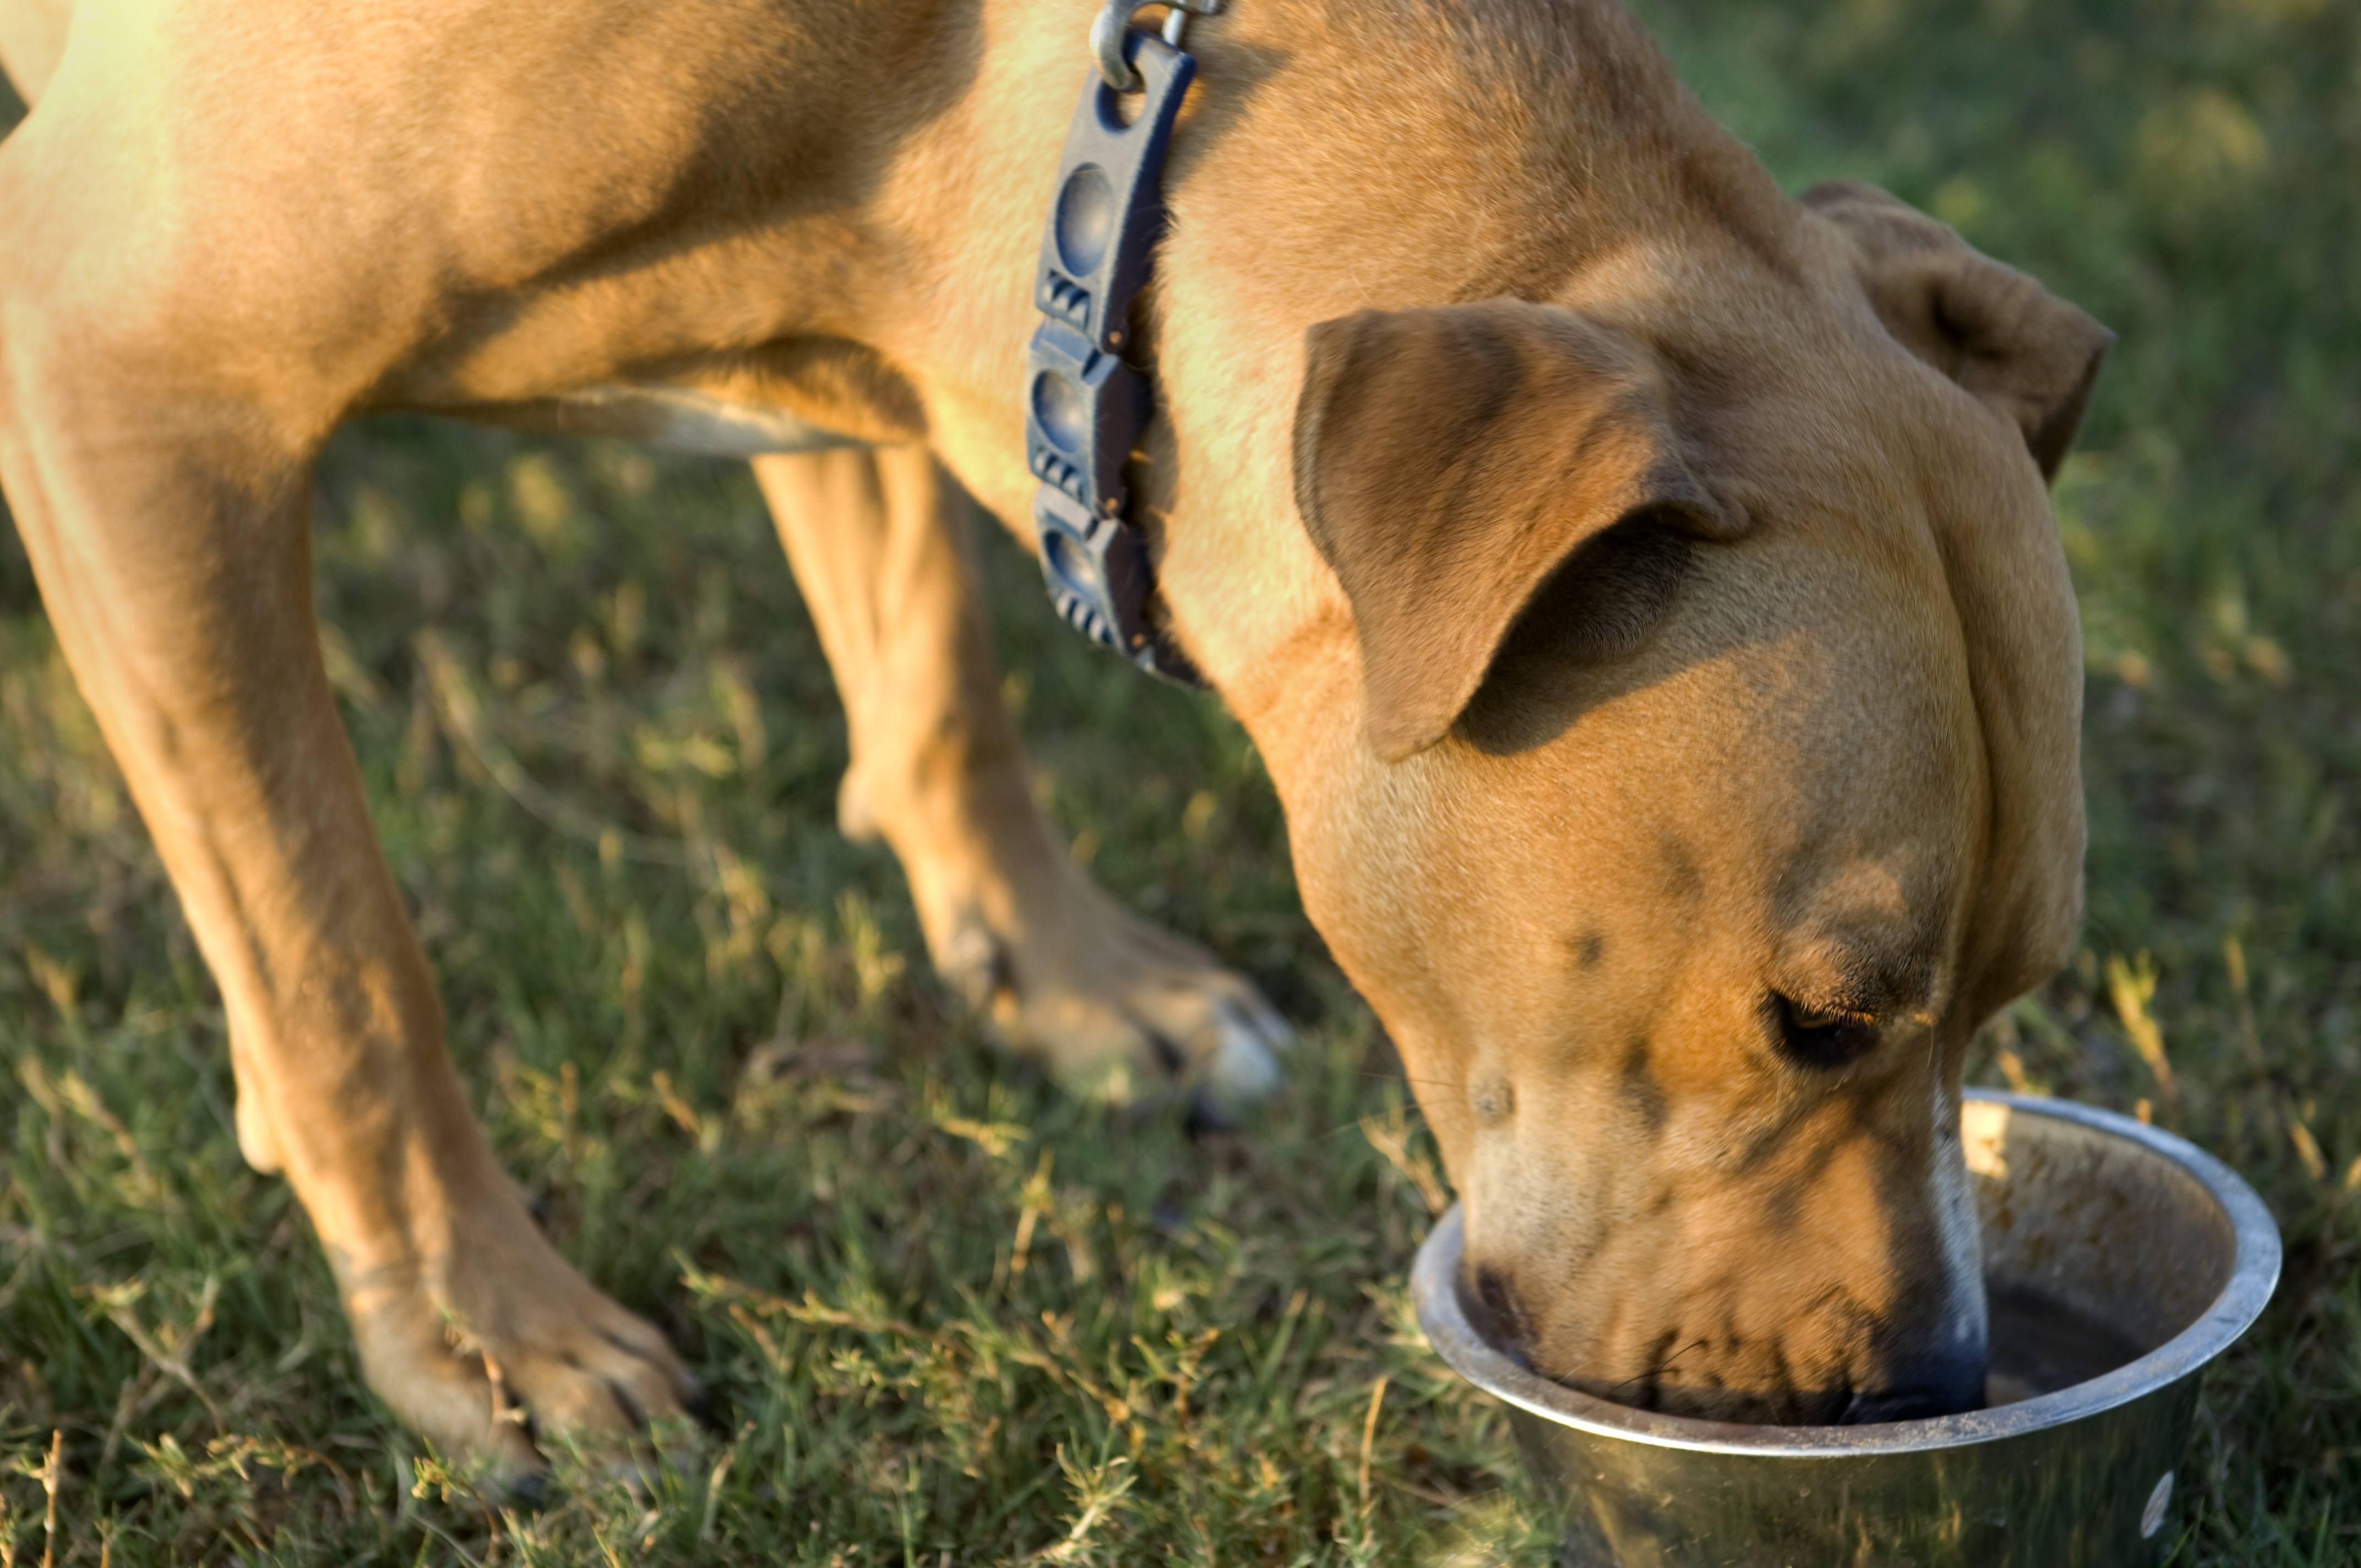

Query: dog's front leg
[[755, 446, 1291, 1115], [0, 304, 694, 1488]]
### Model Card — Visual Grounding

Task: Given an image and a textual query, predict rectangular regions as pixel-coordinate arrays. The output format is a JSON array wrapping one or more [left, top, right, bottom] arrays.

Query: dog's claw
[[926, 872, 1292, 1113], [1200, 991, 1291, 1117], [338, 1194, 701, 1491]]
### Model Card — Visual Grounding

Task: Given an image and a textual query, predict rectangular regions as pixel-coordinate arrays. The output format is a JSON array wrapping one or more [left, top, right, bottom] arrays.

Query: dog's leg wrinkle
[[604, 1377, 646, 1433], [1130, 1011, 1188, 1077], [934, 911, 1019, 1011], [755, 447, 1292, 1114]]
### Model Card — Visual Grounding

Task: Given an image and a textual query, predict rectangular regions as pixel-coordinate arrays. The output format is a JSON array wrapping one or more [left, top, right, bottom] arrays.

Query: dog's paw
[[933, 867, 1292, 1118], [335, 1201, 700, 1491]]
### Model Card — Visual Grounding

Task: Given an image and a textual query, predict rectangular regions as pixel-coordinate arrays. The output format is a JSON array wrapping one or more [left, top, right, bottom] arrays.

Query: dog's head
[[1275, 182, 2107, 1423]]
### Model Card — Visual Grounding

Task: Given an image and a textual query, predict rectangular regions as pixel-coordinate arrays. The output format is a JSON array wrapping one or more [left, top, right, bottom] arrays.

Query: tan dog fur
[[0, 0, 2106, 1466]]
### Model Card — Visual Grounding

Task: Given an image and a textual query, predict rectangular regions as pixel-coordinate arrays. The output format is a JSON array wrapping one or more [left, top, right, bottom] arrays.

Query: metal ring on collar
[[1091, 0, 1223, 90]]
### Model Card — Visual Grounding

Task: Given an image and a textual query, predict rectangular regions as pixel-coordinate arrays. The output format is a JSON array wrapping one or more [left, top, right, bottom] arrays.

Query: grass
[[1, 0, 2355, 1559]]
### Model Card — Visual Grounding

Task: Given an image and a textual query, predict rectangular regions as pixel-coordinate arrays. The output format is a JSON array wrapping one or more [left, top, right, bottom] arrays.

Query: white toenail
[[1207, 1027, 1282, 1106]]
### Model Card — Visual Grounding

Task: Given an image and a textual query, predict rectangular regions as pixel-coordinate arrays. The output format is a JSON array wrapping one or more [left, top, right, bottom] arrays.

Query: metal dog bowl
[[1413, 1090, 2280, 1566]]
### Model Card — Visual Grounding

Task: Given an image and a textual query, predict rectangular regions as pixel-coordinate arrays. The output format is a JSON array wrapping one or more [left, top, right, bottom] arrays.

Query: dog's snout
[[1840, 1338, 1987, 1425], [1458, 1261, 1538, 1369]]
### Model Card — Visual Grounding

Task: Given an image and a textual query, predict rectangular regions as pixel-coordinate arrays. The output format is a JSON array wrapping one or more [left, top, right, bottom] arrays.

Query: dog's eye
[[1766, 992, 1880, 1070]]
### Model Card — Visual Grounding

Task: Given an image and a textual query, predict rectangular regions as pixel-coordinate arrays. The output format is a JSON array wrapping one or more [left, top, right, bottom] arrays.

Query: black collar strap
[[1022, 1, 1220, 688]]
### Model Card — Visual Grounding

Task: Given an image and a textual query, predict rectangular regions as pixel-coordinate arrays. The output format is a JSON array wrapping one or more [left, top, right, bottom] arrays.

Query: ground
[[1, 0, 2355, 1561]]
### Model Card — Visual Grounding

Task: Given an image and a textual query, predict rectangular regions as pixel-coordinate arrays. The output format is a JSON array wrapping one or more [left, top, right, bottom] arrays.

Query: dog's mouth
[[1455, 1260, 1538, 1371], [1451, 1259, 1973, 1425]]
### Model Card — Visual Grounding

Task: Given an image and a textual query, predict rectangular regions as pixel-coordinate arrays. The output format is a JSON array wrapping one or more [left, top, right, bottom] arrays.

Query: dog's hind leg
[[0, 113, 693, 1482], [755, 446, 1291, 1115]]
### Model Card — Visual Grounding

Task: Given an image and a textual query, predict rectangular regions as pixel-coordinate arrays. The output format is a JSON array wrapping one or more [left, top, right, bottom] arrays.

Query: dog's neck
[[952, 0, 1797, 731], [386, 0, 1800, 745]]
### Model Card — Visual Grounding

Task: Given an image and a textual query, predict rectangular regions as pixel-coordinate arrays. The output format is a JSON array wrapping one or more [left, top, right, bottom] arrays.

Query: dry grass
[[3, 0, 2357, 1560]]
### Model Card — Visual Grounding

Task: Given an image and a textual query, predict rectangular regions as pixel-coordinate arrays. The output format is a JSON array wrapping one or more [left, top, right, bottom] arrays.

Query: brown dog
[[0, 0, 2107, 1474]]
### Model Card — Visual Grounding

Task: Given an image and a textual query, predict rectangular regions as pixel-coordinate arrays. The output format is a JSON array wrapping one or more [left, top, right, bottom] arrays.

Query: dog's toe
[[1042, 947, 1292, 1114], [344, 1225, 700, 1491], [921, 864, 1293, 1114], [1189, 988, 1292, 1119]]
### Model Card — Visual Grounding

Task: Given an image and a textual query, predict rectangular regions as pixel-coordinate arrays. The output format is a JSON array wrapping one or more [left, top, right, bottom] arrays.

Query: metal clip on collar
[[1092, 0, 1221, 90], [1023, 1, 1219, 687]]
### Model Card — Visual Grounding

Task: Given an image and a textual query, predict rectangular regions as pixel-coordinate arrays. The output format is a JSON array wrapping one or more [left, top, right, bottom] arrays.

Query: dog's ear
[[1293, 298, 1744, 763], [1803, 181, 2113, 482]]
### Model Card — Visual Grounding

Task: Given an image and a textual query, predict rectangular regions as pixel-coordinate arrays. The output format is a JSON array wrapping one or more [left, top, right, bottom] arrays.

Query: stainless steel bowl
[[1412, 1091, 2281, 1567]]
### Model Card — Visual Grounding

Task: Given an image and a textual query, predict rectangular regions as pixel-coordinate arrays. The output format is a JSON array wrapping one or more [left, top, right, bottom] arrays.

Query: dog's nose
[[1839, 1339, 1987, 1424]]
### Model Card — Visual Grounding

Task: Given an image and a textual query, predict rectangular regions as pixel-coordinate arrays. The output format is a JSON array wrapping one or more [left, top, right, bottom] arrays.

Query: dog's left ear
[[1294, 298, 1746, 763], [1803, 181, 2113, 482]]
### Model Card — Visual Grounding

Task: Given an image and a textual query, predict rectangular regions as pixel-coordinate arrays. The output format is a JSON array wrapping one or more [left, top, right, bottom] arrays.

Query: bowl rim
[[1411, 1089, 2282, 1457]]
